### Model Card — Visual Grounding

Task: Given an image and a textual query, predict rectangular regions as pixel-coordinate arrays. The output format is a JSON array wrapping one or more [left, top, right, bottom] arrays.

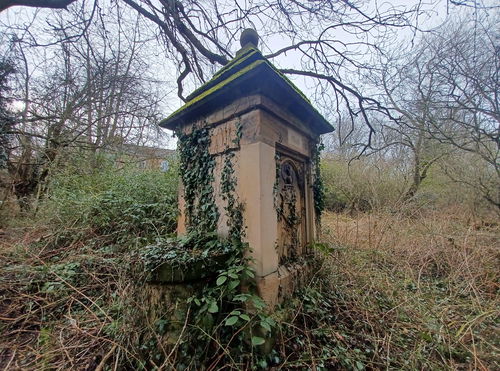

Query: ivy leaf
[[260, 320, 271, 333], [251, 336, 265, 346], [208, 302, 219, 313], [233, 294, 250, 302], [225, 316, 239, 326], [228, 280, 240, 290], [252, 296, 266, 310], [240, 314, 251, 321], [216, 275, 227, 286], [244, 269, 255, 278]]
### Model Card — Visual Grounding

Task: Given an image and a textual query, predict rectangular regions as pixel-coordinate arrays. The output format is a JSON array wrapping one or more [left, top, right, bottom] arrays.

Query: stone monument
[[160, 29, 334, 308]]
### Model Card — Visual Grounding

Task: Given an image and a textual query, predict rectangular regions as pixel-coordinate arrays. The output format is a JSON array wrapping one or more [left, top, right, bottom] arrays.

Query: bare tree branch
[[0, 0, 78, 12]]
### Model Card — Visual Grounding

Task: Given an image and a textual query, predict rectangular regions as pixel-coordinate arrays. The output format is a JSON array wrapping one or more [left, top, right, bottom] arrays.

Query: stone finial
[[240, 28, 259, 49]]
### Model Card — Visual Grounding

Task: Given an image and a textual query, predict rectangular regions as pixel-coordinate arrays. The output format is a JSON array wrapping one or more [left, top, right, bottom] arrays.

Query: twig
[[159, 306, 191, 370], [1, 348, 16, 371], [95, 344, 117, 371]]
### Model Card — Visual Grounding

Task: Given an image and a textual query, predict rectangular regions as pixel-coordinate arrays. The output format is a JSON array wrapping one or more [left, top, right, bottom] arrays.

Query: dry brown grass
[[310, 206, 500, 369], [323, 206, 499, 300], [0, 227, 177, 370], [1, 206, 498, 370]]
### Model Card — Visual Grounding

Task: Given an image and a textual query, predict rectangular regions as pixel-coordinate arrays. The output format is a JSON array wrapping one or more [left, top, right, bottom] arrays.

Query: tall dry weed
[[323, 206, 499, 299], [314, 206, 499, 369]]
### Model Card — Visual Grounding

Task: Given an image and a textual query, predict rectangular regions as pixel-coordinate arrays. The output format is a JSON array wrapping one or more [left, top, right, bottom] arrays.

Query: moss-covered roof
[[159, 46, 334, 135]]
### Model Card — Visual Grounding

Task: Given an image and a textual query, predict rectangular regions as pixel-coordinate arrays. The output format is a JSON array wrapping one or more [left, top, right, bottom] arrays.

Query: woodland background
[[0, 0, 498, 369]]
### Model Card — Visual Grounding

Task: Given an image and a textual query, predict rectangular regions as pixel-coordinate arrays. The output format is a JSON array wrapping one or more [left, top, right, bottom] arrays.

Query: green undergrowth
[[2, 206, 498, 369], [0, 164, 181, 369], [141, 231, 232, 273], [147, 233, 278, 369], [1, 128, 280, 369], [40, 163, 179, 248]]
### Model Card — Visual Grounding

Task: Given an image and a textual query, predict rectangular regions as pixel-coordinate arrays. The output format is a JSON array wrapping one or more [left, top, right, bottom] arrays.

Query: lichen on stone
[[160, 60, 266, 127], [160, 43, 332, 134]]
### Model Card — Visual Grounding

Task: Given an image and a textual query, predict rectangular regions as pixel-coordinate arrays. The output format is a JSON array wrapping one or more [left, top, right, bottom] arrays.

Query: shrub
[[38, 160, 179, 246], [321, 156, 407, 212], [320, 153, 495, 215]]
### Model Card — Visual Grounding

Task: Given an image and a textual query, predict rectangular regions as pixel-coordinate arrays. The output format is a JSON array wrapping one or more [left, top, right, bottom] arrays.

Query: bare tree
[[375, 51, 450, 200], [4, 3, 167, 209], [0, 59, 15, 169], [3, 0, 489, 147], [377, 16, 499, 207], [2, 1, 498, 210], [425, 17, 499, 170]]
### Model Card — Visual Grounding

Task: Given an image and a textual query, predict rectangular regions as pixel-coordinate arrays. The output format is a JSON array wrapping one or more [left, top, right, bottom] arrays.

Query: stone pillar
[[159, 30, 334, 308]]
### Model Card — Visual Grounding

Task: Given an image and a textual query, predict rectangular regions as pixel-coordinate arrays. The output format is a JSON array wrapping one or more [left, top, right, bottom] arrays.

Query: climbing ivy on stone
[[221, 151, 244, 242], [177, 126, 219, 233], [180, 127, 275, 365], [312, 139, 325, 219], [273, 151, 281, 213], [144, 122, 277, 367]]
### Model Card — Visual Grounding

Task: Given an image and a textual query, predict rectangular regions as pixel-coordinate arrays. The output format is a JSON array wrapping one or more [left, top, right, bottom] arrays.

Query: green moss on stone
[[160, 60, 266, 127], [160, 44, 330, 131], [186, 47, 260, 101], [213, 46, 259, 79]]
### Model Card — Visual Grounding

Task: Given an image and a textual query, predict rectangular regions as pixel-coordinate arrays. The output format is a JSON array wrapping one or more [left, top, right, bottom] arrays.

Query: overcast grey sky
[[1, 0, 497, 148]]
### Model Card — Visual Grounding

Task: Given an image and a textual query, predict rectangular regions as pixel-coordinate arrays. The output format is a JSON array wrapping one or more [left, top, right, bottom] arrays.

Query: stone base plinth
[[256, 261, 312, 309]]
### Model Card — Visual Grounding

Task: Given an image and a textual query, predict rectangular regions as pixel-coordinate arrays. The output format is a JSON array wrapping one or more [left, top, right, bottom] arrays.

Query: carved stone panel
[[276, 153, 307, 264]]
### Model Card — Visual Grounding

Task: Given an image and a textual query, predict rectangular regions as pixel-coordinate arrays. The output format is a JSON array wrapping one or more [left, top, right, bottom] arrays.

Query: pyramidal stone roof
[[159, 31, 333, 135]]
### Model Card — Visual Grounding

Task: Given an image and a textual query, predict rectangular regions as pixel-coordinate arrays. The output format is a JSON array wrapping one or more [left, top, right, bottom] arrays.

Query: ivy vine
[[177, 126, 219, 233], [273, 151, 281, 212], [156, 122, 276, 366], [312, 139, 325, 219], [182, 136, 276, 365], [221, 151, 244, 243], [273, 155, 301, 264]]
